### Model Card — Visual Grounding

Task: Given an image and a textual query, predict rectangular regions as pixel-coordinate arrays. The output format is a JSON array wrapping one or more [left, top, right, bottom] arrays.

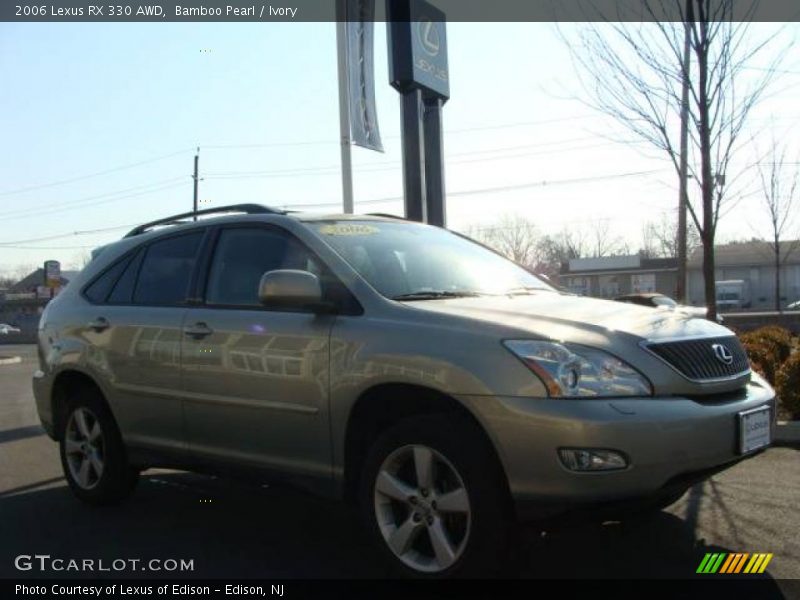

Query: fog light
[[558, 448, 628, 472]]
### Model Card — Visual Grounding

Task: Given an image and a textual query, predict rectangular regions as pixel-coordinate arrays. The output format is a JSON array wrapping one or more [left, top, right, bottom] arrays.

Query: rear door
[[81, 230, 205, 455], [180, 224, 336, 483]]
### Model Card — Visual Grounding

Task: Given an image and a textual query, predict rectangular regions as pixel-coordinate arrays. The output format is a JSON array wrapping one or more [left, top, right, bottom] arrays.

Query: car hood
[[403, 292, 731, 343]]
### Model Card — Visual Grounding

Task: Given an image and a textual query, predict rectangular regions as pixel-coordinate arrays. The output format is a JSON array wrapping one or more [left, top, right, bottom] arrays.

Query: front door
[[180, 225, 334, 482]]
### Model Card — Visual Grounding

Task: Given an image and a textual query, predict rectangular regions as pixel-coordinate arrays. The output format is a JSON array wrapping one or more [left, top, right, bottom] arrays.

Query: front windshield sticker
[[318, 224, 380, 236]]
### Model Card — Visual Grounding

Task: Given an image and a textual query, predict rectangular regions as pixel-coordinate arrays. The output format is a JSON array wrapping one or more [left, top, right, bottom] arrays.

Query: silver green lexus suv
[[33, 204, 775, 577]]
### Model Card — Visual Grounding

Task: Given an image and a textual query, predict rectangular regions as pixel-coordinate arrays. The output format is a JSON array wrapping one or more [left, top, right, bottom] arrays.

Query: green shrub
[[775, 351, 800, 420]]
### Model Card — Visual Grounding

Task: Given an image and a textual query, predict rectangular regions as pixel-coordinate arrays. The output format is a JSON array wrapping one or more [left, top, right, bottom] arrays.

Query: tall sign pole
[[336, 12, 355, 214], [387, 0, 449, 227], [423, 95, 446, 225]]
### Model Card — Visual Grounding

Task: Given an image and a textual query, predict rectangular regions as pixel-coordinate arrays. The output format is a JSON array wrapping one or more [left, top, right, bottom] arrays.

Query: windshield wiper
[[392, 290, 484, 301]]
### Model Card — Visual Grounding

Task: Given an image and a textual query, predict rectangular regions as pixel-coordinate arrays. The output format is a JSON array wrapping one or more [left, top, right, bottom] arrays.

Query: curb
[[0, 355, 22, 365], [775, 421, 800, 446]]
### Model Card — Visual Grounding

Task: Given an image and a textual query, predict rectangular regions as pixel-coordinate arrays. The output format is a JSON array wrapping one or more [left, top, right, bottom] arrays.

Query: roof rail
[[124, 204, 285, 238], [366, 212, 407, 220]]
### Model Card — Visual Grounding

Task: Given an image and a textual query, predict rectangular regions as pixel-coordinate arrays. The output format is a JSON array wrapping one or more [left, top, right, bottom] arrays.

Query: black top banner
[[3, 0, 799, 22]]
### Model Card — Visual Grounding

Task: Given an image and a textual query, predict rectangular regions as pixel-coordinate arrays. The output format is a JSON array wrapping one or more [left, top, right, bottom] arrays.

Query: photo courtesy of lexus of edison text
[[1, 1, 799, 599]]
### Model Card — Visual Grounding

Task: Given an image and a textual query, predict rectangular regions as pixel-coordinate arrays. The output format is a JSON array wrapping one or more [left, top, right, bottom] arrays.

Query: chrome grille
[[645, 336, 750, 381]]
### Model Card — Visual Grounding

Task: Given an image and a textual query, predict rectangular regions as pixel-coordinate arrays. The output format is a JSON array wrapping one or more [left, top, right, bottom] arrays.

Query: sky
[[0, 20, 799, 276]]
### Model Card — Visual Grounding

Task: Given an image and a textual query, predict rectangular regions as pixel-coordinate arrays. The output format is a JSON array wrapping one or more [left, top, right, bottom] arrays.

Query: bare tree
[[66, 251, 93, 271], [755, 136, 799, 311], [641, 213, 701, 258], [589, 219, 628, 257], [12, 263, 35, 283], [466, 214, 542, 267], [536, 228, 590, 278], [565, 1, 788, 320]]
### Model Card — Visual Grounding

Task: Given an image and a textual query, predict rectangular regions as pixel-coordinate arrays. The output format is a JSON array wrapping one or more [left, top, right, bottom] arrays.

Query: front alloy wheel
[[374, 444, 472, 573]]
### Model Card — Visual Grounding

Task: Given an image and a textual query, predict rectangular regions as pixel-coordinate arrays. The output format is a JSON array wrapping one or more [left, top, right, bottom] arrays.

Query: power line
[[0, 178, 187, 221], [281, 169, 666, 209], [0, 169, 667, 246], [0, 244, 98, 250], [205, 139, 616, 180], [0, 224, 138, 247], [201, 115, 598, 150], [0, 149, 193, 197]]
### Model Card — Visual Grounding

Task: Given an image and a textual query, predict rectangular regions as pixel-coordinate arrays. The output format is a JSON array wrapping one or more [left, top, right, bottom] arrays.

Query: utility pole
[[676, 15, 691, 302], [192, 147, 199, 221], [336, 14, 354, 214]]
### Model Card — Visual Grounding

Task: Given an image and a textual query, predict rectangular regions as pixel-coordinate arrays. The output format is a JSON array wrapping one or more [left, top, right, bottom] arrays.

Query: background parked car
[[0, 323, 21, 335], [613, 293, 723, 323]]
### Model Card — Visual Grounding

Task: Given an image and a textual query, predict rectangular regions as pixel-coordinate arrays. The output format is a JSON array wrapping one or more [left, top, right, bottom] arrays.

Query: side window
[[133, 232, 203, 306], [107, 248, 144, 304], [205, 227, 321, 307], [83, 253, 135, 304]]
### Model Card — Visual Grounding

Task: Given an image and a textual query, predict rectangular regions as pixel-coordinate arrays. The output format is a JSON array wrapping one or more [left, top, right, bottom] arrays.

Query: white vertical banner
[[344, 0, 383, 152]]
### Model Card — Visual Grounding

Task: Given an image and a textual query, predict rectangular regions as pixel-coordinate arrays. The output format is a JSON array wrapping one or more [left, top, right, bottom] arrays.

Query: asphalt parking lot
[[1, 344, 798, 590]]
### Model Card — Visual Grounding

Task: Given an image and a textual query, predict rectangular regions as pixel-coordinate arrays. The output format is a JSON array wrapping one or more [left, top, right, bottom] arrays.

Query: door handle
[[183, 322, 213, 338], [87, 317, 110, 332]]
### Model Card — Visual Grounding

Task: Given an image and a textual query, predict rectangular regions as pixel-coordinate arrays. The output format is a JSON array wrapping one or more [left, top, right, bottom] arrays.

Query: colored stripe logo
[[697, 553, 773, 574]]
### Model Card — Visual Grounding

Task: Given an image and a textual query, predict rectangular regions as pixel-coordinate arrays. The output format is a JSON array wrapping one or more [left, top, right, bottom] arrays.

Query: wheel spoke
[[77, 457, 91, 487], [428, 518, 457, 569], [64, 438, 83, 455], [88, 452, 104, 479], [388, 516, 424, 556], [376, 470, 416, 502], [436, 487, 469, 513], [88, 421, 102, 442], [413, 446, 434, 490], [74, 410, 91, 439]]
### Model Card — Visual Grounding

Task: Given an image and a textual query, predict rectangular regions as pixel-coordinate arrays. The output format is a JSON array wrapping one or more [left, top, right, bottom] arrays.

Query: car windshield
[[311, 220, 554, 299]]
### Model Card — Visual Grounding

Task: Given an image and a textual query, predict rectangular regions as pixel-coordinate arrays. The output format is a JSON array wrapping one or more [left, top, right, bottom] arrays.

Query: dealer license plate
[[738, 406, 771, 454]]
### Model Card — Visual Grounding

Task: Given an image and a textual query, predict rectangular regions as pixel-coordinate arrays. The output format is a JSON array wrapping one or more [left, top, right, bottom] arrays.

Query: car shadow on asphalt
[[0, 471, 787, 590], [0, 424, 45, 444]]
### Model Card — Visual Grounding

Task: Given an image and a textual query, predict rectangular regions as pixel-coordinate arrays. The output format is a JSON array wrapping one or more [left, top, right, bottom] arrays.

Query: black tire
[[358, 414, 514, 578], [58, 386, 138, 505]]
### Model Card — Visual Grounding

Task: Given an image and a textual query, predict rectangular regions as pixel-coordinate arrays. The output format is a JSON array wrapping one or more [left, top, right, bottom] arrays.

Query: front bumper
[[458, 380, 776, 520]]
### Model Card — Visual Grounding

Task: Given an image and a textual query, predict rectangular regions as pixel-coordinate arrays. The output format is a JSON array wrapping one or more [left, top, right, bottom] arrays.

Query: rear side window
[[83, 253, 135, 304], [133, 232, 203, 306], [107, 249, 144, 304]]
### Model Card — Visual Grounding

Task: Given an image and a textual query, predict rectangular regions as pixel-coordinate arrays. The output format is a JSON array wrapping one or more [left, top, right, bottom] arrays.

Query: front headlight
[[504, 340, 652, 398]]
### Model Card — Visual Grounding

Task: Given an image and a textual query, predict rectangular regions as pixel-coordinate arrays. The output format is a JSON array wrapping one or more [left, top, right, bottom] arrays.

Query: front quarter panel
[[328, 310, 549, 478]]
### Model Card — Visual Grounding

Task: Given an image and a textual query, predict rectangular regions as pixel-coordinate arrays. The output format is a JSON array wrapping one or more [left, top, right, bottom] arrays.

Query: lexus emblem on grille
[[711, 343, 734, 365]]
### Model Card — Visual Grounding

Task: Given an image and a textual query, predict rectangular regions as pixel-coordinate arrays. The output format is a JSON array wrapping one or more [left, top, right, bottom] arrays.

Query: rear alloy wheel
[[64, 407, 105, 490], [58, 388, 138, 505], [374, 444, 471, 573]]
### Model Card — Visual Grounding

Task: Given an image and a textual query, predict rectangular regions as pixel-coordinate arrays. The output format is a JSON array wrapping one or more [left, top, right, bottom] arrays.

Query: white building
[[687, 241, 800, 309]]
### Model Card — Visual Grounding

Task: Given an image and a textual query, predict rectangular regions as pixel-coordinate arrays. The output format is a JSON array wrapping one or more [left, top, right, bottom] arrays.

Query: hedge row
[[739, 326, 799, 419]]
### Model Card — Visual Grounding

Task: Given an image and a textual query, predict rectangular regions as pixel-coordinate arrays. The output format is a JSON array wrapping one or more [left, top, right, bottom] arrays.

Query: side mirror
[[258, 270, 327, 311]]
